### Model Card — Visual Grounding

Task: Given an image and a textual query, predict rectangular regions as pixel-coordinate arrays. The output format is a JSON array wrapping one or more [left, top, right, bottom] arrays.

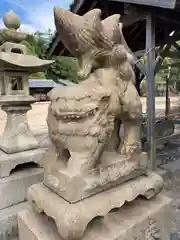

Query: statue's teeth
[[60, 109, 97, 120]]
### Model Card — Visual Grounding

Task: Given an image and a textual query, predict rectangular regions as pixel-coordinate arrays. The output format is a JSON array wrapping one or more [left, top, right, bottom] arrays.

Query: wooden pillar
[[146, 13, 156, 170], [165, 67, 172, 119]]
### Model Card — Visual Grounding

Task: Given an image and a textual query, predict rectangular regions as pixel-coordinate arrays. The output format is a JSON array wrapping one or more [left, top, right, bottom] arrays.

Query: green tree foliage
[[22, 32, 48, 79], [24, 32, 79, 81], [23, 32, 79, 81], [139, 42, 180, 95], [23, 32, 48, 58], [0, 29, 79, 82], [0, 30, 4, 45], [46, 56, 79, 83]]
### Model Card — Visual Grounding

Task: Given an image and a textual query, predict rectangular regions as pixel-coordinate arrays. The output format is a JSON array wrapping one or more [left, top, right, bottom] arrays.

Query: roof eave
[[113, 0, 176, 9]]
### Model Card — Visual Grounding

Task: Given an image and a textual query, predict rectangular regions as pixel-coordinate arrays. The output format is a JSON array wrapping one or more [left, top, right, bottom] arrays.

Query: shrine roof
[[47, 0, 180, 57]]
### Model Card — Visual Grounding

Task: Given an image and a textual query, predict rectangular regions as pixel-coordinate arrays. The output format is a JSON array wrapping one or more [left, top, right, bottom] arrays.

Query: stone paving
[[163, 171, 180, 240]]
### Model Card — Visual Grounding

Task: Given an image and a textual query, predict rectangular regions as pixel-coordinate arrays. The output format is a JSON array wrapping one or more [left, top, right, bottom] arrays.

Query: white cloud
[[19, 24, 37, 34], [4, 0, 72, 32], [0, 18, 4, 29]]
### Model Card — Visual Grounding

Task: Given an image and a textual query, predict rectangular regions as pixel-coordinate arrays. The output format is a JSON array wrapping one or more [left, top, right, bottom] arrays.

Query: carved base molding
[[27, 172, 164, 240], [44, 150, 148, 203], [0, 104, 39, 154], [19, 192, 171, 240]]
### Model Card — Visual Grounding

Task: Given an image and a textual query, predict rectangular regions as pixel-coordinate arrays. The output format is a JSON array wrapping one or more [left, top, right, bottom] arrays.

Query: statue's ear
[[83, 9, 103, 35], [118, 22, 134, 59], [101, 14, 121, 44], [83, 9, 102, 23], [54, 7, 81, 31], [102, 14, 121, 31], [54, 7, 83, 56], [54, 7, 103, 57]]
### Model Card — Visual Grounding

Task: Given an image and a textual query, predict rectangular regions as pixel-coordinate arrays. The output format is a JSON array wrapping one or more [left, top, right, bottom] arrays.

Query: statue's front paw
[[119, 142, 141, 156], [67, 154, 95, 176]]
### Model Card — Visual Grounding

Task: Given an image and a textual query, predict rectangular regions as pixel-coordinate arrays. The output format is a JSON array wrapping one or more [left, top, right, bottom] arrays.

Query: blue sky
[[0, 0, 72, 33]]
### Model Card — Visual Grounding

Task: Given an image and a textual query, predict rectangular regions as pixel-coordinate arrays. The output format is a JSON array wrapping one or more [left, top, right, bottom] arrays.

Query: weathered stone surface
[[17, 7, 170, 240], [0, 168, 43, 210], [46, 8, 143, 185], [0, 42, 27, 55], [0, 201, 31, 240], [18, 210, 61, 240], [171, 233, 180, 240], [0, 51, 54, 72], [0, 148, 47, 178], [0, 9, 53, 155], [35, 131, 50, 148], [44, 148, 147, 202], [28, 172, 163, 240], [0, 105, 40, 154], [19, 194, 171, 240], [0, 9, 53, 72]]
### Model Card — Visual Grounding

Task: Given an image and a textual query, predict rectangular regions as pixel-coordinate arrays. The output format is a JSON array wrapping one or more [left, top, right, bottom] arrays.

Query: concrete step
[[0, 201, 31, 240], [0, 168, 43, 210]]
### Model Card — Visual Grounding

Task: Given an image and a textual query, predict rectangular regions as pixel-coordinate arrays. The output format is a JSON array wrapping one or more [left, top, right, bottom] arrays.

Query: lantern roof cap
[[0, 10, 54, 72], [0, 52, 54, 73]]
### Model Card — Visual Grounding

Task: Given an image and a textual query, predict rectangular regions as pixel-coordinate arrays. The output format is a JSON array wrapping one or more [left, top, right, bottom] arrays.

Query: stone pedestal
[[0, 168, 43, 210], [0, 201, 31, 240], [0, 148, 46, 178], [44, 147, 148, 203], [23, 172, 164, 240], [0, 104, 39, 154], [0, 167, 43, 239], [0, 9, 53, 240], [0, 147, 47, 239], [0, 147, 46, 210], [0, 99, 48, 239], [18, 194, 172, 240]]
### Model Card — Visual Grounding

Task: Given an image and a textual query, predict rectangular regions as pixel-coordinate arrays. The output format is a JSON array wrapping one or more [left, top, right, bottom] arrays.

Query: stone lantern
[[0, 10, 54, 154]]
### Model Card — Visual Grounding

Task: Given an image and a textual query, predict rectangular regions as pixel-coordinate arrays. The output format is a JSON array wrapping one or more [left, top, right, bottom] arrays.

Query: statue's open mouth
[[57, 107, 98, 121]]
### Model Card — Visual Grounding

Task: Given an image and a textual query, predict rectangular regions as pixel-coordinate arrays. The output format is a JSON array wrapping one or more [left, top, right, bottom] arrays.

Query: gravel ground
[[163, 177, 180, 239], [155, 135, 180, 239]]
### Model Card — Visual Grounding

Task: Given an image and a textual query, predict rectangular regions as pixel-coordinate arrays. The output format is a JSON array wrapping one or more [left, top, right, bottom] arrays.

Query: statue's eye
[[101, 96, 109, 101]]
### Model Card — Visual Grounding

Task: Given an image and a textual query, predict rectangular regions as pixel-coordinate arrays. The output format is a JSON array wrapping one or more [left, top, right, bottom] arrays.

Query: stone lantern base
[[0, 167, 44, 240], [0, 146, 48, 239], [18, 194, 172, 240], [0, 103, 39, 154]]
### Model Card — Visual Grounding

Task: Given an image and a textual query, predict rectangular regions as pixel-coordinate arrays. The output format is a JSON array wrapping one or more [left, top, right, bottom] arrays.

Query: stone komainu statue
[[47, 8, 143, 175], [25, 8, 165, 240]]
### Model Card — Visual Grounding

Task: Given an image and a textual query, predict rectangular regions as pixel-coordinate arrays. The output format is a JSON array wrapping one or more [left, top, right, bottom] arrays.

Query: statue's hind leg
[[106, 118, 121, 151], [118, 119, 142, 156], [118, 82, 142, 156]]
